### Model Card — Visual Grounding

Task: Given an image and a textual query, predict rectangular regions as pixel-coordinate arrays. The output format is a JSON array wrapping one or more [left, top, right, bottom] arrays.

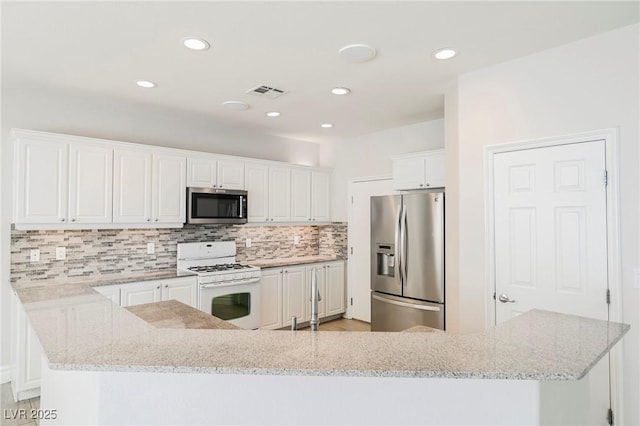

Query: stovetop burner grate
[[187, 263, 252, 273]]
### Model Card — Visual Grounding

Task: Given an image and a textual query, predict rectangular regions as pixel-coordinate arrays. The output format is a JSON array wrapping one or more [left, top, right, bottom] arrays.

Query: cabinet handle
[[419, 183, 424, 187], [165, 285, 168, 288], [426, 183, 431, 187], [284, 270, 288, 274], [61, 218, 65, 222], [146, 218, 150, 222], [213, 184, 217, 188], [71, 218, 76, 222], [156, 286, 160, 289], [312, 218, 316, 221], [155, 218, 159, 222]]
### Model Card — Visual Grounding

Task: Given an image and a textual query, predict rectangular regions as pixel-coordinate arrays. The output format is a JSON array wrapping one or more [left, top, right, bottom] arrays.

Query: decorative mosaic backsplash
[[10, 223, 347, 284]]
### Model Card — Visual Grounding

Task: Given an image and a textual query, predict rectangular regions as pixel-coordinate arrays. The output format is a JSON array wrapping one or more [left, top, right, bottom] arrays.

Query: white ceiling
[[2, 1, 638, 143]]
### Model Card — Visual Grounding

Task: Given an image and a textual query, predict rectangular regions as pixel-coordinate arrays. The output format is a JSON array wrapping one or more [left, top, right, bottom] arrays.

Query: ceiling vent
[[246, 85, 288, 99]]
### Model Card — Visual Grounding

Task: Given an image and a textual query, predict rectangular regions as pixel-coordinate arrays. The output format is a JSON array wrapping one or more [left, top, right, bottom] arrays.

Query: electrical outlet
[[245, 238, 252, 248], [147, 242, 155, 255], [30, 249, 40, 262], [55, 247, 66, 260], [293, 235, 301, 245]]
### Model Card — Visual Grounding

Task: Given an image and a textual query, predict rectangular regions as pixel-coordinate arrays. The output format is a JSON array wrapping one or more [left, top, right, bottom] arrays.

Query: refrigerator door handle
[[400, 204, 408, 287], [395, 204, 402, 286], [372, 294, 441, 312]]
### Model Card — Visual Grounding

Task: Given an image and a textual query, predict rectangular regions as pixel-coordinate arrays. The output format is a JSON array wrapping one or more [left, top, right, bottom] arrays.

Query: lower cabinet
[[11, 292, 43, 402], [95, 277, 198, 308], [259, 261, 345, 330]]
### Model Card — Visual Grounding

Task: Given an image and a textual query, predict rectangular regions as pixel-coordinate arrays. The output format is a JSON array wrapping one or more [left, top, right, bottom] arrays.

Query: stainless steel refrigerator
[[370, 191, 445, 331]]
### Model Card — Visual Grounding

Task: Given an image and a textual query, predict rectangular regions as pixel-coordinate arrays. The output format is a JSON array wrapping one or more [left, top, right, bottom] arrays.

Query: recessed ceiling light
[[331, 87, 351, 95], [338, 44, 377, 63], [136, 80, 157, 88], [266, 112, 281, 117], [433, 48, 457, 60], [183, 38, 210, 51], [222, 101, 250, 111], [321, 123, 334, 128]]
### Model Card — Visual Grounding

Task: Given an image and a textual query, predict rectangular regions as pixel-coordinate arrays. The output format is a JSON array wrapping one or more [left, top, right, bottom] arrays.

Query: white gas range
[[177, 241, 261, 329]]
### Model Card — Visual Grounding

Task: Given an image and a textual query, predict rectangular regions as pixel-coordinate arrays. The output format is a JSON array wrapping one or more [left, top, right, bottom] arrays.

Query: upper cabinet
[[14, 131, 112, 225], [186, 155, 244, 190], [392, 149, 445, 190], [291, 169, 330, 223], [113, 149, 185, 225], [12, 129, 332, 228]]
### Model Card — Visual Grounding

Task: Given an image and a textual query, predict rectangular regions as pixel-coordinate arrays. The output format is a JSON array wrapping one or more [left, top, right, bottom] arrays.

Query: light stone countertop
[[249, 255, 346, 268], [125, 300, 240, 330], [13, 277, 629, 381]]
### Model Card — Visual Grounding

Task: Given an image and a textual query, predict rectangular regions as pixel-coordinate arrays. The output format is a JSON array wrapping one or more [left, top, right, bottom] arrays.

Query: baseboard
[[0, 364, 12, 383]]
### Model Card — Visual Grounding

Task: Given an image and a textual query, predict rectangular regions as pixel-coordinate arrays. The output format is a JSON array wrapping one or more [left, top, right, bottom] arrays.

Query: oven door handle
[[200, 277, 260, 288]]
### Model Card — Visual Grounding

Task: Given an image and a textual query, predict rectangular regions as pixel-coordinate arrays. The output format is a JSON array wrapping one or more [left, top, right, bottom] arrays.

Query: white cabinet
[[113, 148, 153, 223], [153, 154, 186, 223], [268, 167, 292, 222], [392, 149, 445, 190], [11, 292, 43, 401], [305, 265, 326, 321], [325, 261, 346, 316], [259, 261, 345, 329], [282, 266, 306, 327], [14, 131, 115, 226], [187, 156, 244, 189], [246, 164, 296, 223], [245, 163, 269, 222], [119, 277, 198, 308], [311, 171, 331, 222], [291, 169, 312, 222], [291, 169, 331, 223], [94, 285, 121, 304], [161, 277, 198, 307], [69, 143, 113, 224], [259, 269, 283, 330], [114, 149, 185, 225]]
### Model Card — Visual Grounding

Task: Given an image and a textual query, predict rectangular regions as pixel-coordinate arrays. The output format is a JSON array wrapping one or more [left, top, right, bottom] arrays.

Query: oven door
[[199, 279, 260, 329]]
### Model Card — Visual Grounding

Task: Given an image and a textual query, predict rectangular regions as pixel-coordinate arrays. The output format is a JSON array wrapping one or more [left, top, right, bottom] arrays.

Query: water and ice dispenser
[[375, 244, 395, 277]]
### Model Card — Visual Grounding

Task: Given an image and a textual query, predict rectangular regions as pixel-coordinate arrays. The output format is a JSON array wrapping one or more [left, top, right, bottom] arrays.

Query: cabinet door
[[12, 296, 43, 400], [217, 160, 245, 190], [113, 149, 152, 223], [68, 143, 113, 223], [260, 269, 283, 329], [282, 266, 306, 327], [423, 150, 446, 188], [392, 156, 425, 190], [15, 137, 68, 224], [245, 163, 269, 222], [305, 264, 326, 321], [187, 157, 216, 187], [153, 154, 186, 223], [269, 167, 291, 222], [162, 277, 198, 308], [94, 285, 121, 305], [120, 281, 162, 306], [291, 169, 312, 222], [311, 171, 331, 222], [325, 261, 346, 316]]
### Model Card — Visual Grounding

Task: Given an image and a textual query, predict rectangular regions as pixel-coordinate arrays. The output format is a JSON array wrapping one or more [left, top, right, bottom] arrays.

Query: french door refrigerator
[[370, 191, 445, 331]]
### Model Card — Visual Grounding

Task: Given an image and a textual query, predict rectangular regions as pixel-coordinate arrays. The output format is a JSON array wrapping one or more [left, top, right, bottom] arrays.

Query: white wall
[[0, 86, 320, 373], [446, 23, 639, 424], [320, 119, 444, 221]]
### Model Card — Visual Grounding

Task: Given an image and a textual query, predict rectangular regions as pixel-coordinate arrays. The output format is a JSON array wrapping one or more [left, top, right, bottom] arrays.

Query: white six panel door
[[493, 140, 609, 426], [493, 140, 607, 322]]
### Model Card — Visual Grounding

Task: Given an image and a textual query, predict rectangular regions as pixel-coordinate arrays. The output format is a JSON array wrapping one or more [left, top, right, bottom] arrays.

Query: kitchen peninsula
[[13, 278, 628, 425]]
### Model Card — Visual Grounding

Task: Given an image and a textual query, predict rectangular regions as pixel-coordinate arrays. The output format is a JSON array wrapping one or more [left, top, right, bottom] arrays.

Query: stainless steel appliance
[[186, 188, 247, 224], [177, 241, 261, 329], [370, 191, 445, 331]]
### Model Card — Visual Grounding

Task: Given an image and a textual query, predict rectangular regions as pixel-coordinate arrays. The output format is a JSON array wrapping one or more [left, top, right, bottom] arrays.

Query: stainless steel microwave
[[186, 188, 248, 224]]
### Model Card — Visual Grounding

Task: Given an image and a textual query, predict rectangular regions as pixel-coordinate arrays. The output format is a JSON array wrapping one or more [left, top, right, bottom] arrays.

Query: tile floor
[[0, 318, 370, 425], [1, 383, 39, 426]]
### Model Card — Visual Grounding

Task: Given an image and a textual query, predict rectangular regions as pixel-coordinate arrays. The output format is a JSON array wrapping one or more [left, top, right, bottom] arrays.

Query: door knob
[[498, 294, 516, 303]]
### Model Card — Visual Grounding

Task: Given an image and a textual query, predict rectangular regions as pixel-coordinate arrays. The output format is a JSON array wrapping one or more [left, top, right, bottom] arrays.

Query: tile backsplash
[[10, 223, 347, 284]]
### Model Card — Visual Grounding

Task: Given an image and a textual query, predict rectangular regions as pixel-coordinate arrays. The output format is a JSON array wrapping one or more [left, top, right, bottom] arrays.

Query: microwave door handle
[[240, 196, 245, 218]]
